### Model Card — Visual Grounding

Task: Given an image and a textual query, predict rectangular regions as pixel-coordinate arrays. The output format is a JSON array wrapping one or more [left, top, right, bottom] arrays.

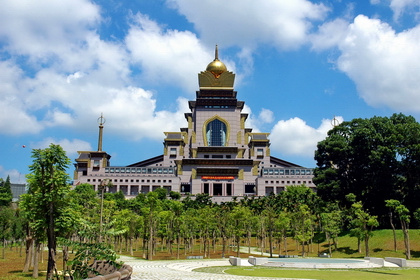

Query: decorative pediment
[[198, 70, 235, 88]]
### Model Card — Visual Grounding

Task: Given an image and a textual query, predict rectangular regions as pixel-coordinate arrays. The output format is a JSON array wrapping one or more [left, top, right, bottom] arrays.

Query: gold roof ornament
[[199, 45, 235, 89], [206, 45, 227, 78]]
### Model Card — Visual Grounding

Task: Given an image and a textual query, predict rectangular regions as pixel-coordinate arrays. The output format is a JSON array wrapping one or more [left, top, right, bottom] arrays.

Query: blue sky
[[2, 0, 420, 184]]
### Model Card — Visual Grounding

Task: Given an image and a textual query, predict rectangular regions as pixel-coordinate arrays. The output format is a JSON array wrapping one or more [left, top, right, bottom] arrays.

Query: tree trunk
[[176, 236, 180, 260], [364, 236, 370, 257], [62, 245, 67, 276], [23, 234, 33, 272], [283, 235, 288, 256], [32, 242, 40, 278], [221, 235, 226, 258], [301, 242, 305, 257], [389, 212, 397, 252], [268, 227, 273, 258], [327, 236, 332, 256], [147, 219, 153, 260], [46, 201, 57, 280], [402, 221, 411, 259], [2, 239, 5, 259], [236, 236, 240, 258], [130, 237, 134, 256]]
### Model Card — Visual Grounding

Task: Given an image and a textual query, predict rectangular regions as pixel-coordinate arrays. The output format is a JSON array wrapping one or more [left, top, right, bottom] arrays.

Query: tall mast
[[97, 113, 106, 152]]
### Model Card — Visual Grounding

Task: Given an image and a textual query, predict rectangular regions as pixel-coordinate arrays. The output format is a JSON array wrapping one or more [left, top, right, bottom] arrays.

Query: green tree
[[314, 114, 420, 219], [274, 211, 290, 256], [0, 206, 14, 258], [290, 204, 315, 257], [23, 144, 72, 280], [320, 208, 343, 257], [0, 175, 13, 206], [385, 199, 411, 259], [346, 194, 379, 257], [144, 191, 162, 260]]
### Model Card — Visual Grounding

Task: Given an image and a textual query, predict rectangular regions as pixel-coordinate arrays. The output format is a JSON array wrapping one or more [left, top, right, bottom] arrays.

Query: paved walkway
[[118, 250, 420, 280], [119, 255, 315, 280]]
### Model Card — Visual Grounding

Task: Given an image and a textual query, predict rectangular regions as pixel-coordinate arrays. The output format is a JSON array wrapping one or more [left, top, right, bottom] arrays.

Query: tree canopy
[[0, 175, 13, 206], [314, 113, 420, 220]]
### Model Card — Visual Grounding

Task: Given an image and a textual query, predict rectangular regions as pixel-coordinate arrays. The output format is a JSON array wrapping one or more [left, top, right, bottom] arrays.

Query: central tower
[[161, 46, 271, 200]]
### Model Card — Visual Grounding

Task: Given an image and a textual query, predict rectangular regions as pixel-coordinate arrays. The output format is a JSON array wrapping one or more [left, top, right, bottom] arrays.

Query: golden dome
[[206, 45, 227, 78]]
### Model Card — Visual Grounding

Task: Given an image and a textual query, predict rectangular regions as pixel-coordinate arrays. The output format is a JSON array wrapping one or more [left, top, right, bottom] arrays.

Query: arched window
[[206, 119, 227, 146]]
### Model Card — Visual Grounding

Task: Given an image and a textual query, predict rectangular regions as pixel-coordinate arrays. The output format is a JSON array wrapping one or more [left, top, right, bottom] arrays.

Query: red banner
[[202, 176, 235, 180]]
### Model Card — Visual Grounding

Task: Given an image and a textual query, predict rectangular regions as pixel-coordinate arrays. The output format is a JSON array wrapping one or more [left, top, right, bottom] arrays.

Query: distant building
[[11, 183, 26, 202], [73, 47, 315, 202]]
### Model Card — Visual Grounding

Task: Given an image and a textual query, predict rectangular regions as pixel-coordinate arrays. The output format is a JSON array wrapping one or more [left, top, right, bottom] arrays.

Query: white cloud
[[167, 0, 329, 50], [258, 109, 275, 124], [125, 13, 230, 93], [310, 18, 350, 50], [30, 138, 92, 158], [0, 3, 200, 141], [0, 165, 25, 184], [269, 117, 343, 157], [0, 0, 100, 59], [389, 0, 420, 20], [312, 15, 420, 113]]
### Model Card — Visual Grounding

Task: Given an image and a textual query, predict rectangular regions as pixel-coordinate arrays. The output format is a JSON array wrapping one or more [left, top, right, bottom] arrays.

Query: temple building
[[73, 47, 315, 202]]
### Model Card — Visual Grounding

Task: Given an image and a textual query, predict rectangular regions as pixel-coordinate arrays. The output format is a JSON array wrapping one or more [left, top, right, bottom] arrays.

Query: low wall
[[364, 257, 384, 266], [85, 261, 132, 280], [385, 257, 407, 267], [229, 256, 241, 266], [248, 256, 268, 266]]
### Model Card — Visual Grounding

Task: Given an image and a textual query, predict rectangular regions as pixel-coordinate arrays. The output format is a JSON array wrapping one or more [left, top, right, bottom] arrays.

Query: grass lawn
[[195, 266, 420, 280]]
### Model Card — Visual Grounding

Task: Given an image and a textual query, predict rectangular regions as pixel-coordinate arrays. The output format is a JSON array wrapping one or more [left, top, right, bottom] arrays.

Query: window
[[227, 183, 233, 195], [206, 119, 227, 146], [257, 149, 264, 157], [245, 184, 254, 193], [170, 148, 177, 156], [212, 155, 223, 158], [93, 160, 100, 167]]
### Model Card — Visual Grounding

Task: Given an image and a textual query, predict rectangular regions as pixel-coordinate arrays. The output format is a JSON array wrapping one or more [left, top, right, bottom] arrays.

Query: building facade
[[73, 47, 315, 202]]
